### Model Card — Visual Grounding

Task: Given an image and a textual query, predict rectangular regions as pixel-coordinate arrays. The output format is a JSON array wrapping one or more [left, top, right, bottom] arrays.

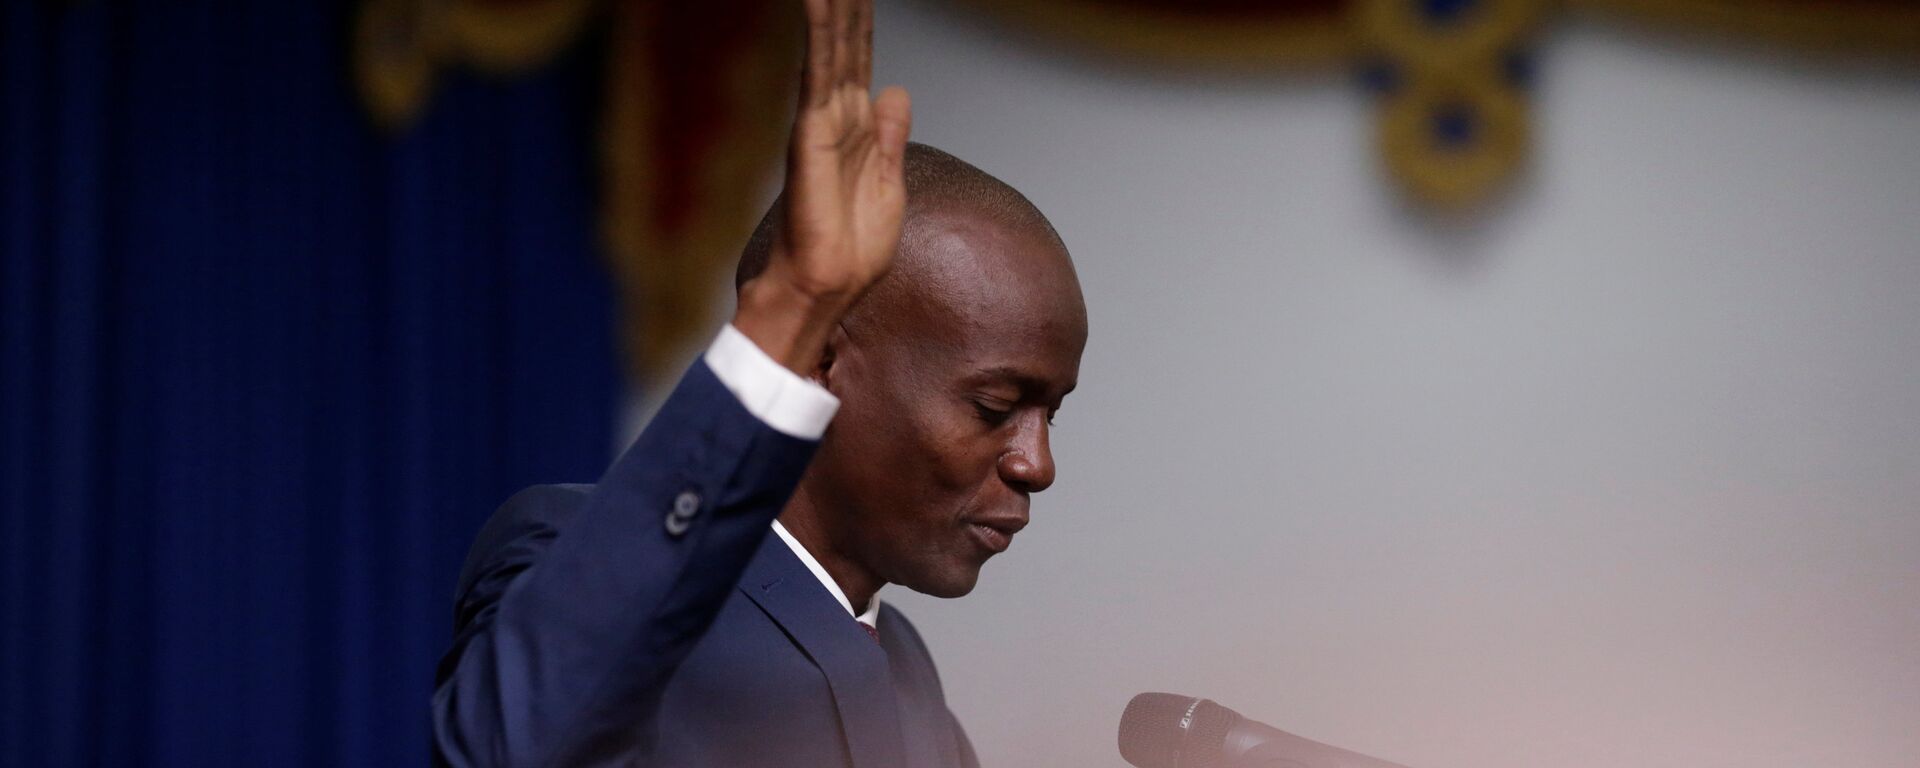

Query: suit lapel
[[740, 534, 908, 768]]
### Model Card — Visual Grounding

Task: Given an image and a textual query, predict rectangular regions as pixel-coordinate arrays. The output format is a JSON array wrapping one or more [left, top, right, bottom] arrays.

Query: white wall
[[863, 3, 1920, 767]]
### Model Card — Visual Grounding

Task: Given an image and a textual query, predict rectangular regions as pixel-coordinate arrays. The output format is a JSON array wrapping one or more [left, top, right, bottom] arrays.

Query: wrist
[[732, 275, 850, 375]]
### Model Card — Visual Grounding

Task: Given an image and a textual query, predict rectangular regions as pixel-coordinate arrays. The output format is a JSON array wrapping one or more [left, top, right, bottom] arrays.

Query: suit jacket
[[431, 360, 980, 768]]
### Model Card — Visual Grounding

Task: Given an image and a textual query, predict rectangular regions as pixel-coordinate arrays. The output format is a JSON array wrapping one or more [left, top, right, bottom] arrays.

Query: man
[[431, 1, 1086, 765]]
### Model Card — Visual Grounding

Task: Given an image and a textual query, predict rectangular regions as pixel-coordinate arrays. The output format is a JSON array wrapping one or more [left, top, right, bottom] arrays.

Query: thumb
[[872, 86, 912, 180]]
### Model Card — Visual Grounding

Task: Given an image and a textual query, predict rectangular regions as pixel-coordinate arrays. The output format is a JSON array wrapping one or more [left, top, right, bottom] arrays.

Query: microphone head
[[1118, 692, 1244, 768]]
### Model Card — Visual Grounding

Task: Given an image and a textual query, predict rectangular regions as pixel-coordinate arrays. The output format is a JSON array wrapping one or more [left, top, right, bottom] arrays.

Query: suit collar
[[740, 534, 907, 768], [770, 519, 883, 627]]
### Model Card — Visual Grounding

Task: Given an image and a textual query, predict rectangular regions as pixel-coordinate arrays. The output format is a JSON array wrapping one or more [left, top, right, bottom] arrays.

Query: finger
[[851, 0, 873, 87], [801, 0, 834, 107], [829, 0, 853, 89], [872, 86, 912, 180]]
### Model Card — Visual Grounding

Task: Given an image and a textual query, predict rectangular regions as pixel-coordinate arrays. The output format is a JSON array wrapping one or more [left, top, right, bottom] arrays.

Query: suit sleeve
[[431, 357, 827, 768]]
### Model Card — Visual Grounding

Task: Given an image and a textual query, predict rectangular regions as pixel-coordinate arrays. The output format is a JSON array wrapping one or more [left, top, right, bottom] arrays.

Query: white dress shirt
[[703, 324, 879, 630]]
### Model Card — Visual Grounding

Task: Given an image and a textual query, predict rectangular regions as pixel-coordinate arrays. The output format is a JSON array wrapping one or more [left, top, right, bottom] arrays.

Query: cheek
[[919, 407, 1009, 489], [823, 388, 955, 497], [826, 359, 1000, 516], [864, 404, 1000, 512]]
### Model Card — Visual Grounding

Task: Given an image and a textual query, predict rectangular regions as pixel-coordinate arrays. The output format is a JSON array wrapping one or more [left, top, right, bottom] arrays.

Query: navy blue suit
[[432, 361, 980, 768]]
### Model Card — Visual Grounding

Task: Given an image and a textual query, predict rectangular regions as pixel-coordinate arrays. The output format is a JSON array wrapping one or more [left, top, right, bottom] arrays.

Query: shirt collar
[[771, 519, 880, 628]]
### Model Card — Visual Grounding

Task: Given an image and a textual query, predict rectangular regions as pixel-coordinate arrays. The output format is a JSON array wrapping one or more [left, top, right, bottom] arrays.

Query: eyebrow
[[969, 366, 1075, 399]]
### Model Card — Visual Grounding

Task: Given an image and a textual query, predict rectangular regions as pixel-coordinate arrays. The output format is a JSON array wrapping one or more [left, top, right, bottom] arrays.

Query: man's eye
[[971, 400, 1013, 423]]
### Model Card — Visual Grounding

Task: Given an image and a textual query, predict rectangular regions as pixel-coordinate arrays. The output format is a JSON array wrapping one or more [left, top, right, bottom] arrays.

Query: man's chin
[[899, 565, 981, 599]]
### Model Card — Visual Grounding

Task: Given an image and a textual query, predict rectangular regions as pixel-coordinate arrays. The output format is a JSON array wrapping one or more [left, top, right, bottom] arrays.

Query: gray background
[[649, 2, 1920, 766]]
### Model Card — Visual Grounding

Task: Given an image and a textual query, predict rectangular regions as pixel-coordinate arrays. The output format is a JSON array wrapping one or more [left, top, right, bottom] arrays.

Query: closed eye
[[971, 398, 1014, 425]]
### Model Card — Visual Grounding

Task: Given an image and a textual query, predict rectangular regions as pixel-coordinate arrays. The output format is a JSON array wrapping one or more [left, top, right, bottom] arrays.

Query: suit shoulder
[[879, 605, 960, 702], [880, 603, 922, 640], [473, 483, 596, 551], [455, 483, 596, 603], [879, 603, 940, 662], [879, 602, 974, 762], [489, 483, 596, 529]]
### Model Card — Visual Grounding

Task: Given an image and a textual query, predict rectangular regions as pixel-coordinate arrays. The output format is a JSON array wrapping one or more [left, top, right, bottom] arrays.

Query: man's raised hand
[[783, 0, 912, 300], [735, 0, 912, 375]]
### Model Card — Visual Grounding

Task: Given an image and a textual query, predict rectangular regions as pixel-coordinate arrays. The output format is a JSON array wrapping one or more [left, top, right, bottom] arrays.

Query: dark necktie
[[857, 621, 880, 645]]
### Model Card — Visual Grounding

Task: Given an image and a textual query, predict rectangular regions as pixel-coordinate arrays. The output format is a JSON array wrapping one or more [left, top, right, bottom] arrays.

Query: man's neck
[[776, 501, 882, 614]]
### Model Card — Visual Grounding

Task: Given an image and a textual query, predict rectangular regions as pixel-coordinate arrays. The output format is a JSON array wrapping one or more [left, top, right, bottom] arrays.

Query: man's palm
[[773, 0, 911, 303]]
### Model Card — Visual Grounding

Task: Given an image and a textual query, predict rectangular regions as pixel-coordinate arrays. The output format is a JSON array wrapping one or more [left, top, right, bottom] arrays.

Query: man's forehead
[[867, 208, 1085, 366], [899, 204, 1075, 294], [875, 230, 1069, 343]]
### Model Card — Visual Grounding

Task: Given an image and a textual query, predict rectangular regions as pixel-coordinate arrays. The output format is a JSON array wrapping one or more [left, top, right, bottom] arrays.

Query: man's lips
[[965, 515, 1028, 554]]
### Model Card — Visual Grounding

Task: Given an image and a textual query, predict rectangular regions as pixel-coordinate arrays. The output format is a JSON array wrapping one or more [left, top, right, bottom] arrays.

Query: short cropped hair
[[734, 143, 1060, 289]]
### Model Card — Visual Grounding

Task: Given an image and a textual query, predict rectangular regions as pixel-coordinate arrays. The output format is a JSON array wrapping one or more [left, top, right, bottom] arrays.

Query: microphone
[[1118, 692, 1412, 768]]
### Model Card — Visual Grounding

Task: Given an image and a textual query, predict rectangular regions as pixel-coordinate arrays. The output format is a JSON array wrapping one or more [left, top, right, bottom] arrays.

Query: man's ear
[[812, 324, 849, 390]]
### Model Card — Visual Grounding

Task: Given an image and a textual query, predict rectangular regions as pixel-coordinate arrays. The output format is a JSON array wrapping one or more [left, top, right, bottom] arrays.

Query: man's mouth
[[965, 516, 1027, 554], [968, 523, 1011, 553]]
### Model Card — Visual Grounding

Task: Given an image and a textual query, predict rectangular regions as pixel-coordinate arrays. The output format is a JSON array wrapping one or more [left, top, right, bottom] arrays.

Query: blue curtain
[[1, 2, 622, 766]]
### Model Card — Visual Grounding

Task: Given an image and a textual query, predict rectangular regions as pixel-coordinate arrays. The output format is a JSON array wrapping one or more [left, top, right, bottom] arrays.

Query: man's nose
[[996, 416, 1055, 494]]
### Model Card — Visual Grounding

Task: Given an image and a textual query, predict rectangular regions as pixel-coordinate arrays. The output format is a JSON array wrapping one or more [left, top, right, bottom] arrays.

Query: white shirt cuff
[[703, 324, 840, 440]]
